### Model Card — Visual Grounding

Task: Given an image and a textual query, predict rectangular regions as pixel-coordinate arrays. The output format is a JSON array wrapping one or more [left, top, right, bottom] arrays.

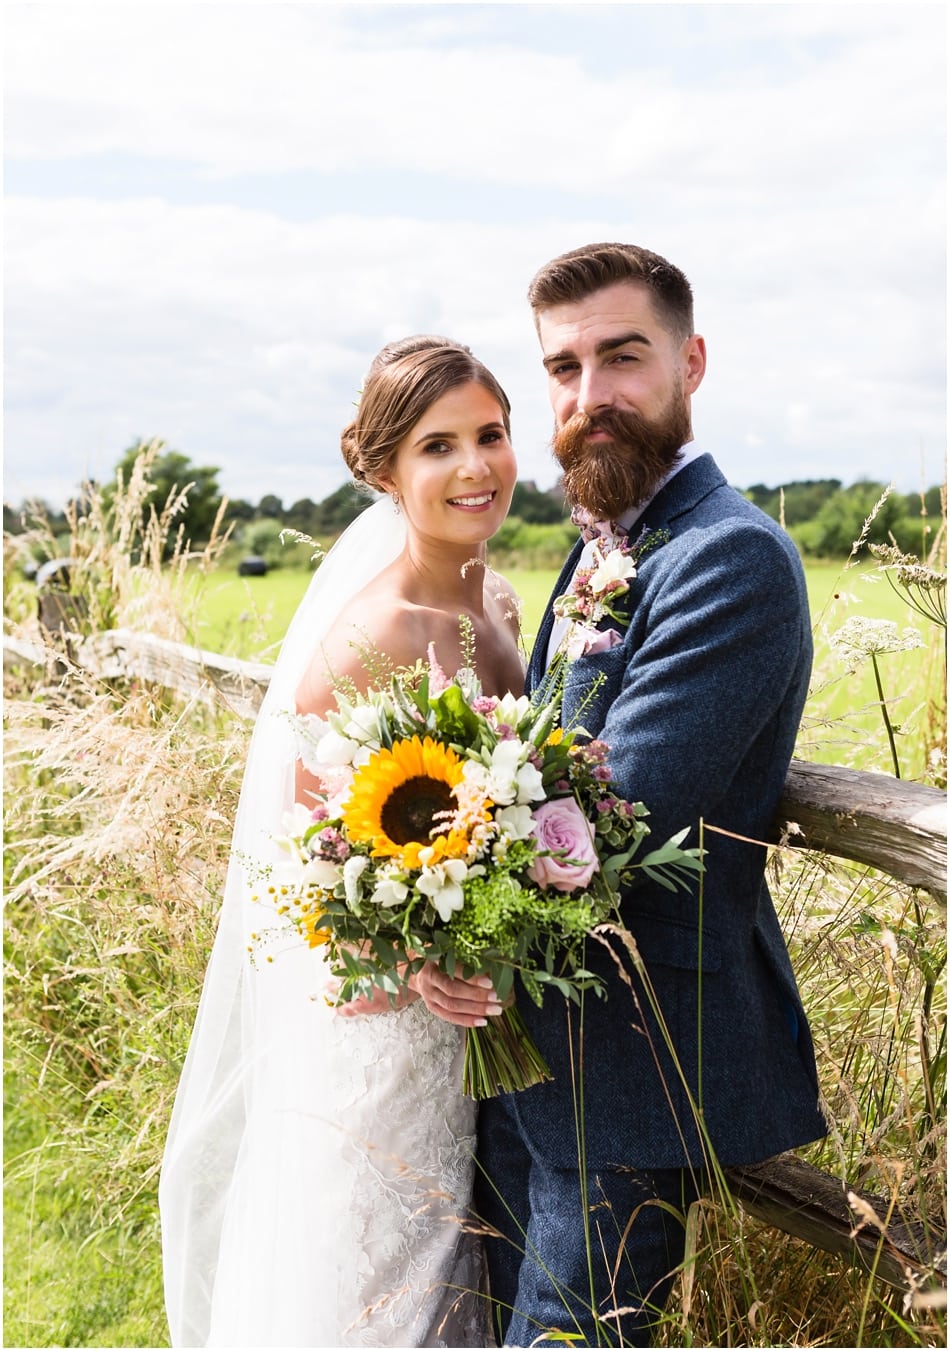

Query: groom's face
[[537, 281, 706, 514]]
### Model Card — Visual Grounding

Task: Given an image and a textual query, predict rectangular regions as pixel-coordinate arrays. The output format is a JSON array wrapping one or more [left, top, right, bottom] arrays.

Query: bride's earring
[[391, 492, 400, 514]]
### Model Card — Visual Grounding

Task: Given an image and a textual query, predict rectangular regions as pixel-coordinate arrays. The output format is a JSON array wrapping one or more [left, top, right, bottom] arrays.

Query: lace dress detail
[[204, 942, 492, 1348], [330, 1000, 491, 1347]]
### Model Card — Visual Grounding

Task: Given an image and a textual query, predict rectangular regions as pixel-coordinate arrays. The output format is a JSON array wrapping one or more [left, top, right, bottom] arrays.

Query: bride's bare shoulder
[[295, 581, 427, 716]]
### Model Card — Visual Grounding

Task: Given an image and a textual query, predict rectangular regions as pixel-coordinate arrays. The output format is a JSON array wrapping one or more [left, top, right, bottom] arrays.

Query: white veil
[[159, 496, 407, 1347]]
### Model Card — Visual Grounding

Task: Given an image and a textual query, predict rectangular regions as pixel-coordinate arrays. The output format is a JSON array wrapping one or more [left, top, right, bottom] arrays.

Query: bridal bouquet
[[257, 653, 702, 1099]]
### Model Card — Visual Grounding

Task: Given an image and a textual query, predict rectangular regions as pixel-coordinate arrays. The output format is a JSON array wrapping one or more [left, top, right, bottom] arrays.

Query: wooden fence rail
[[6, 626, 946, 902], [4, 625, 947, 1293]]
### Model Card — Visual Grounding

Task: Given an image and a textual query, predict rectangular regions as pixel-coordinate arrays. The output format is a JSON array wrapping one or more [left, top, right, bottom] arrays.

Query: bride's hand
[[331, 977, 419, 1018], [410, 965, 507, 1028]]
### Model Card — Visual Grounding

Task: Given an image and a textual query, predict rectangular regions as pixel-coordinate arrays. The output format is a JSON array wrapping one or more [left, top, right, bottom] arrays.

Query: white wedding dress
[[159, 499, 493, 1348]]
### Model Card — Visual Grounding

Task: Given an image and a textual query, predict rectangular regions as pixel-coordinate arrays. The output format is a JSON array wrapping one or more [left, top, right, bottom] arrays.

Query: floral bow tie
[[570, 505, 628, 549]]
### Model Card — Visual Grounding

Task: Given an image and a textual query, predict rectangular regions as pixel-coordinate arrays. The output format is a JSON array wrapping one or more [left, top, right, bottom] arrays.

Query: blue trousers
[[475, 1096, 702, 1348]]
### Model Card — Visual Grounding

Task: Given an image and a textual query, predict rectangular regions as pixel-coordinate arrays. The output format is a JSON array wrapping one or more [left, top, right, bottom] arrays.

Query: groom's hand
[[410, 965, 507, 1028]]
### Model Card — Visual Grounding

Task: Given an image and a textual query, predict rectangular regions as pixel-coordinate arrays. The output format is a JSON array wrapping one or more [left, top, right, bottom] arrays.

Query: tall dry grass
[[3, 454, 946, 1346]]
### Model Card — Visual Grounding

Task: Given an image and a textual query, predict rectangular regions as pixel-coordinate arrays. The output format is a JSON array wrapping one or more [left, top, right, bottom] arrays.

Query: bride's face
[[380, 381, 516, 544]]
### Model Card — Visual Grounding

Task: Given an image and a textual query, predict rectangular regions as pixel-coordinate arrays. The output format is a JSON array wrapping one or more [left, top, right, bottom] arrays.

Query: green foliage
[[745, 478, 843, 526], [491, 517, 577, 569], [3, 440, 231, 640], [236, 517, 288, 568], [4, 681, 244, 1349], [509, 481, 568, 524], [745, 478, 944, 560]]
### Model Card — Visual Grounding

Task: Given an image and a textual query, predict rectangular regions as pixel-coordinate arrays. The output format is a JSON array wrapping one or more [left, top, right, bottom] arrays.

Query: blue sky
[[4, 1, 946, 510]]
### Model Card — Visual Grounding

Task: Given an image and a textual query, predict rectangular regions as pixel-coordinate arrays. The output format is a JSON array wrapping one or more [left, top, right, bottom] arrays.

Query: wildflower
[[830, 616, 924, 662]]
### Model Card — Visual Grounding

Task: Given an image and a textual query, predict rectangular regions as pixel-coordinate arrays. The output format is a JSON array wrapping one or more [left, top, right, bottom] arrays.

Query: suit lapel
[[527, 455, 727, 692], [634, 452, 725, 535]]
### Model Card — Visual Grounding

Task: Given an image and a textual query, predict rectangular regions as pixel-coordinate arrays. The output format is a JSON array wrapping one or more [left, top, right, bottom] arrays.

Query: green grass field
[[190, 558, 907, 656], [186, 556, 933, 776]]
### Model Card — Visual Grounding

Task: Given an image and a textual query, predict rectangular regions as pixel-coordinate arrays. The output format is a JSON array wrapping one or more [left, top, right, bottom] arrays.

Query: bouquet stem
[[463, 1004, 552, 1100]]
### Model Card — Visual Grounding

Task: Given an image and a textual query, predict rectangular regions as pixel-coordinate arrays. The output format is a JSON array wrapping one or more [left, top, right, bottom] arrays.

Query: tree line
[[4, 441, 944, 567]]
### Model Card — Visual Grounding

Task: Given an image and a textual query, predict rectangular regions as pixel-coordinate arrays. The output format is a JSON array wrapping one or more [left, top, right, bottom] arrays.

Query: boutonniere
[[553, 526, 669, 661]]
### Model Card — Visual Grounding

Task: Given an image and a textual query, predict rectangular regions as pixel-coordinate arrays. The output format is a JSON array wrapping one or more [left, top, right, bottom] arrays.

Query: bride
[[159, 337, 523, 1347]]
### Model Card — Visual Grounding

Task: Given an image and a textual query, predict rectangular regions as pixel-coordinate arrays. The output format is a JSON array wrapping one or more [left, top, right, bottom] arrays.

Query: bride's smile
[[380, 380, 517, 544]]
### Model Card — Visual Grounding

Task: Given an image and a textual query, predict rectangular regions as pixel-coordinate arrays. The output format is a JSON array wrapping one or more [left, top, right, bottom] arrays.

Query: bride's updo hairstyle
[[341, 335, 512, 492]]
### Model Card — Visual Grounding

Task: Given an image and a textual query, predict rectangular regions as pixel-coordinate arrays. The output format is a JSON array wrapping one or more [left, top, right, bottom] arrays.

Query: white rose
[[316, 728, 362, 767]]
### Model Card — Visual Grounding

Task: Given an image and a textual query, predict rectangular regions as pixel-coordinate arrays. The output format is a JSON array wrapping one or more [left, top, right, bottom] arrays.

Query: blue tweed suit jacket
[[513, 454, 827, 1170]]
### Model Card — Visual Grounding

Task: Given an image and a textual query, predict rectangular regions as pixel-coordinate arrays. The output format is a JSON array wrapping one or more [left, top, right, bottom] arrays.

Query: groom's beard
[[552, 396, 692, 521]]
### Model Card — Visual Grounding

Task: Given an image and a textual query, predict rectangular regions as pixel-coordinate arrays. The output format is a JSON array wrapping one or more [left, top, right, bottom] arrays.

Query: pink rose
[[528, 798, 600, 893]]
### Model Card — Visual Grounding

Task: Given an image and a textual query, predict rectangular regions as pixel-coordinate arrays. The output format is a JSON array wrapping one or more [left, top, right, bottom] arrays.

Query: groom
[[420, 242, 827, 1346]]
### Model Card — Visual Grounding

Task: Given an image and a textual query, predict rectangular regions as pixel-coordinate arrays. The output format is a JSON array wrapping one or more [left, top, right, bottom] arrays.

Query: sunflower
[[342, 736, 470, 865]]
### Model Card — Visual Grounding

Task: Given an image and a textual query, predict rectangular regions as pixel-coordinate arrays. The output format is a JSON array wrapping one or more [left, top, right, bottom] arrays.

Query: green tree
[[225, 498, 257, 524], [314, 484, 368, 533], [745, 480, 842, 527], [791, 480, 911, 558], [107, 441, 223, 548], [510, 481, 568, 525], [238, 518, 288, 568]]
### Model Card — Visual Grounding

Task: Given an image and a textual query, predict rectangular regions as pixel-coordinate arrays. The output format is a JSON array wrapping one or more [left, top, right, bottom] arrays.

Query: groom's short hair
[[528, 242, 695, 341]]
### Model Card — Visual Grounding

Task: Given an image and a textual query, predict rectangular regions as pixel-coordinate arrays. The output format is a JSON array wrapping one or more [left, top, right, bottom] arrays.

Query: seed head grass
[[3, 455, 945, 1346]]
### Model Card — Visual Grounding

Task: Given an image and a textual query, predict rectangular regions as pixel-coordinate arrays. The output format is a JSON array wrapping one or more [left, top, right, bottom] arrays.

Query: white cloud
[[3, 3, 945, 506], [5, 3, 942, 200]]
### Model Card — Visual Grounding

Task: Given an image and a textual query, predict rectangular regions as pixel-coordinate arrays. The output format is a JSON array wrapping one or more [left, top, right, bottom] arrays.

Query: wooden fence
[[4, 624, 947, 1296]]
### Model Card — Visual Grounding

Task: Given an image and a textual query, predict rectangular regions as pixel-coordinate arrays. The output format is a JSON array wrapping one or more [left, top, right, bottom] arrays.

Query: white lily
[[416, 857, 468, 922], [371, 870, 410, 908], [590, 548, 636, 594]]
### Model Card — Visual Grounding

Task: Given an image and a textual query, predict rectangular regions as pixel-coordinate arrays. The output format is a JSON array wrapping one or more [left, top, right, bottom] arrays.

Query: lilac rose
[[528, 798, 600, 892]]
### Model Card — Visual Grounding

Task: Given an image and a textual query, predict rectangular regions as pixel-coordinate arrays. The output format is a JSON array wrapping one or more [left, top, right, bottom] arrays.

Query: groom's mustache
[[552, 402, 690, 518]]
